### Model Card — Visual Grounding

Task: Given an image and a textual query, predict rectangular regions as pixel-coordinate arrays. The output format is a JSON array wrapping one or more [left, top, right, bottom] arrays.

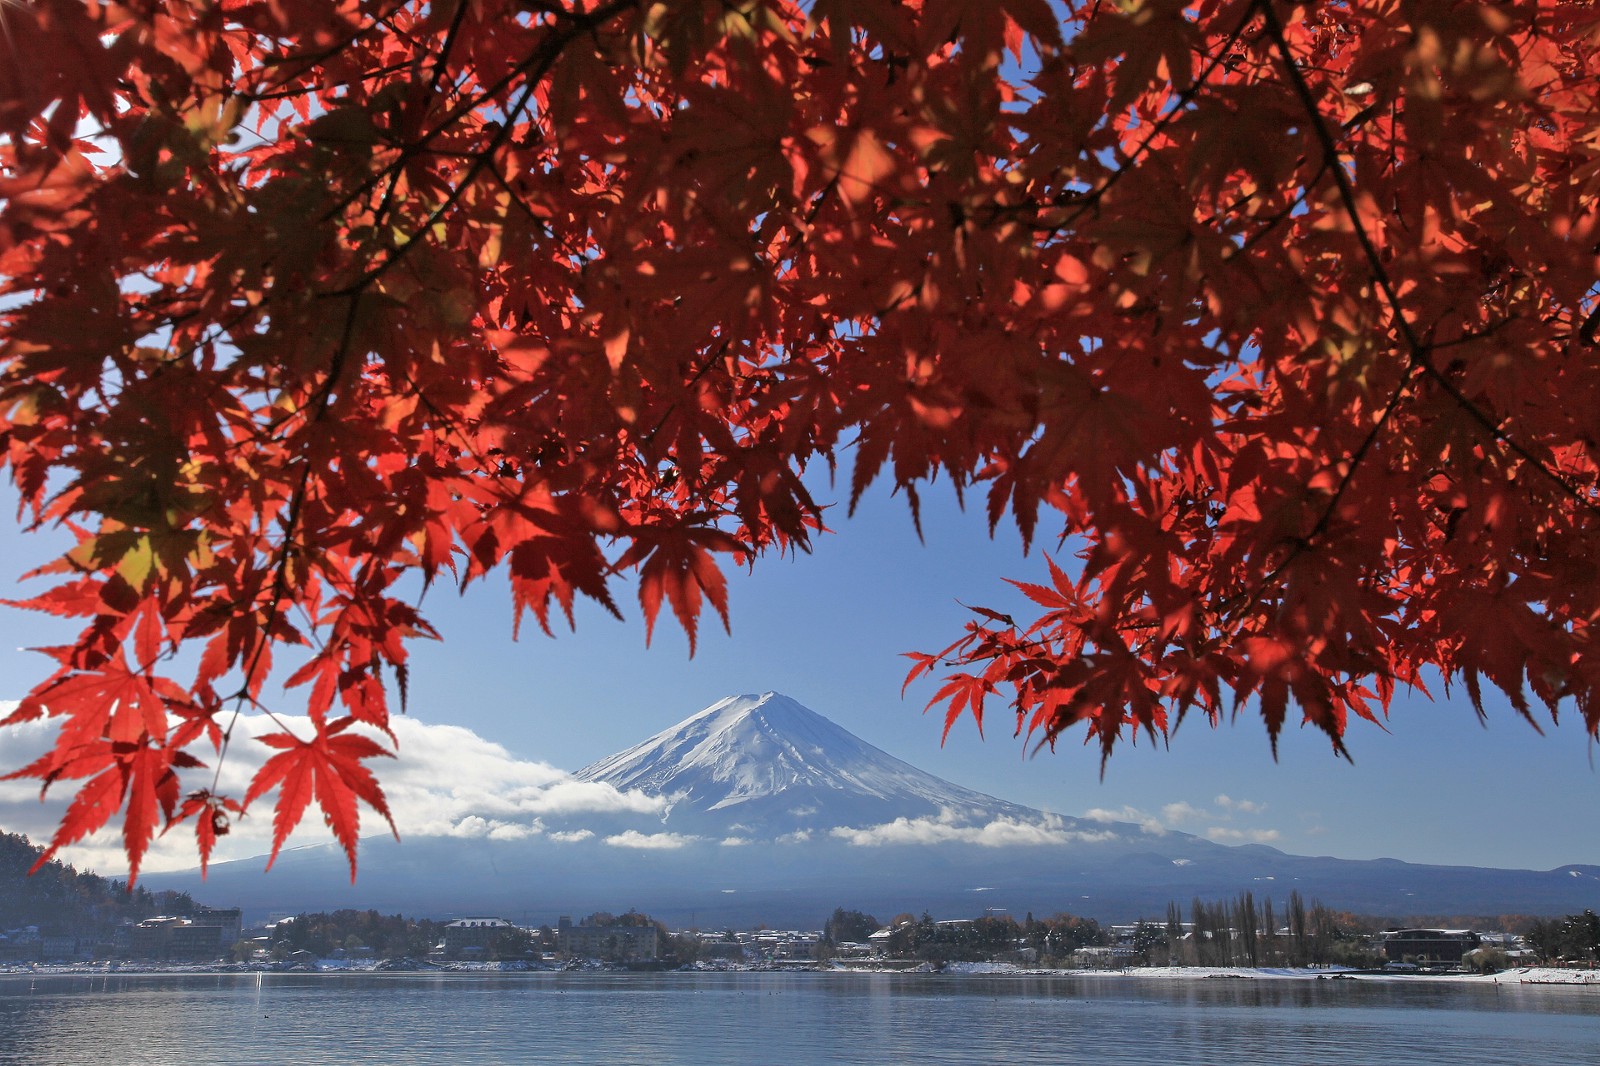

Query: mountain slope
[[142, 692, 1600, 925], [573, 692, 1045, 835]]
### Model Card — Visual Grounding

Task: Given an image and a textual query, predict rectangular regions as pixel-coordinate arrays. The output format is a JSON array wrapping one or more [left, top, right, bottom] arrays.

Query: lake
[[1, 971, 1595, 1064]]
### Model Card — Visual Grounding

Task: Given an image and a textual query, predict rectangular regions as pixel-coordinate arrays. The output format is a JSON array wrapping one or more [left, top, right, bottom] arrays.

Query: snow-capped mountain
[[140, 691, 1600, 925], [573, 692, 1043, 836]]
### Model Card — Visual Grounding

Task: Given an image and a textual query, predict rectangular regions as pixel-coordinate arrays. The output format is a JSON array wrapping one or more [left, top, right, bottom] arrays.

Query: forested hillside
[[0, 831, 199, 933]]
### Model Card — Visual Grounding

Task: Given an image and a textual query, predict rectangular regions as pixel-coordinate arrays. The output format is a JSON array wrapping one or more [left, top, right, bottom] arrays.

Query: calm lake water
[[1, 971, 1595, 1065]]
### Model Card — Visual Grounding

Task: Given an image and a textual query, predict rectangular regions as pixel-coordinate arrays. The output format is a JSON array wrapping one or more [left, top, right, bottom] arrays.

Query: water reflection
[[1, 972, 1594, 1065]]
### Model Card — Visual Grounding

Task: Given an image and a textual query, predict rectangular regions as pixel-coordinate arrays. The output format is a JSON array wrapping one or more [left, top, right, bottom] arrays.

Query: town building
[[556, 915, 658, 962], [442, 917, 520, 958], [125, 907, 243, 960], [696, 932, 748, 961], [1381, 928, 1480, 965], [131, 917, 217, 960], [1473, 931, 1536, 965], [194, 907, 243, 950], [829, 941, 875, 960], [747, 930, 821, 960]]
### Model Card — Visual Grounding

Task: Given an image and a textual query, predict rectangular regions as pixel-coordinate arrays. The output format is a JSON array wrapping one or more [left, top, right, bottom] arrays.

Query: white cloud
[[777, 829, 812, 844], [487, 823, 540, 842], [446, 815, 541, 841], [1161, 801, 1202, 823], [1076, 796, 1272, 839], [720, 836, 752, 847], [832, 809, 1116, 848], [1204, 826, 1282, 844], [603, 830, 698, 850], [1083, 805, 1165, 835], [549, 829, 594, 843], [0, 708, 666, 875]]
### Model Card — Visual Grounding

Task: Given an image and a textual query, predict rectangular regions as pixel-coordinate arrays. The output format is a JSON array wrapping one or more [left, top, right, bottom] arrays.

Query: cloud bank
[[1083, 806, 1167, 835], [0, 707, 667, 875], [1083, 795, 1283, 845], [831, 809, 1116, 848], [1204, 827, 1282, 844], [603, 830, 698, 850]]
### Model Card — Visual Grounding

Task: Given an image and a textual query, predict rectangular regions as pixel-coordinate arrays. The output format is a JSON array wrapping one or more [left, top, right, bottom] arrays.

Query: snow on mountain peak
[[573, 692, 1042, 835]]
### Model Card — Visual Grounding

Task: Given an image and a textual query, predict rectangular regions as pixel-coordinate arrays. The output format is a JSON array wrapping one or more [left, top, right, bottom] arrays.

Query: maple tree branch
[[208, 291, 369, 795], [243, 58, 421, 102], [987, 4, 1314, 242], [1188, 4, 1470, 644], [1220, 160, 1329, 260], [206, 0, 645, 794], [369, 0, 476, 234], [1048, 5, 1259, 234], [1181, 0, 1600, 654], [317, 0, 639, 229], [483, 158, 549, 231], [1242, 308, 1507, 594], [1180, 0, 1600, 681], [249, 0, 414, 81], [1246, 367, 1424, 621], [328, 0, 640, 294], [1258, 0, 1600, 520], [1579, 300, 1600, 346], [1428, 315, 1521, 353], [425, 1, 474, 107]]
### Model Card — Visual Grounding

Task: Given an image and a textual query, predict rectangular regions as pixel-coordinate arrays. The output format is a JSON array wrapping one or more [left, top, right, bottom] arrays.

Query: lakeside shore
[[2, 959, 1594, 986]]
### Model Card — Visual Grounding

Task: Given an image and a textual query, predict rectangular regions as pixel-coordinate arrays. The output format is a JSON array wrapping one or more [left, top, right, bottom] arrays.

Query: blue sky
[[1, 473, 1595, 876]]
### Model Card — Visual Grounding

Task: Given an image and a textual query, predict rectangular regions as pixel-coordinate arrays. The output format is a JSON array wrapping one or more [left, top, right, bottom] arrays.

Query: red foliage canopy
[[2, 0, 1599, 881]]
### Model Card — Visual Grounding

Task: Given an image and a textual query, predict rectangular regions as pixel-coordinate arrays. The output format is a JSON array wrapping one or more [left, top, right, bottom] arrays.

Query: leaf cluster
[[3, 0, 1600, 879]]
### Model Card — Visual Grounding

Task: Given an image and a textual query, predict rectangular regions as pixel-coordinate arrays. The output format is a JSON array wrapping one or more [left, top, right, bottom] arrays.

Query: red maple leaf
[[242, 719, 397, 882]]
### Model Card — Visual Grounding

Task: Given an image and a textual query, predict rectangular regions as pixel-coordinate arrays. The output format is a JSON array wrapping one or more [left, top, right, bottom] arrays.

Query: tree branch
[[1258, 0, 1600, 519]]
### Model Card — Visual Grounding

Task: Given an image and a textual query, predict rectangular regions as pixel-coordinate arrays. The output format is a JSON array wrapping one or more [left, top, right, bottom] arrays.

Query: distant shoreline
[[2, 960, 1595, 987]]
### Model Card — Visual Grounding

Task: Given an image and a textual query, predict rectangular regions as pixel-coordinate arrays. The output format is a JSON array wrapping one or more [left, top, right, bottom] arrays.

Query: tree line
[[821, 908, 1106, 967], [0, 831, 200, 936], [1141, 892, 1375, 969], [1526, 911, 1600, 966], [270, 897, 1592, 968], [264, 907, 705, 965], [265, 909, 448, 961], [817, 892, 1565, 970]]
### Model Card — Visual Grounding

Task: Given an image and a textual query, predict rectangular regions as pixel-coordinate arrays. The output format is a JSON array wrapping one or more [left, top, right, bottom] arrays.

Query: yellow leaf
[[116, 536, 155, 590]]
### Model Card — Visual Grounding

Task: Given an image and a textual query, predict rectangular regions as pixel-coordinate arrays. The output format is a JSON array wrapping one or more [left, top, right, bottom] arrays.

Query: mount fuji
[[573, 692, 1044, 837], [144, 692, 1600, 925]]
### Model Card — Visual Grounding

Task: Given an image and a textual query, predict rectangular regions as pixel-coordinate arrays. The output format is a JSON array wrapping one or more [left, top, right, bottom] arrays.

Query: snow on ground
[[1122, 966, 1338, 980], [1076, 965, 1597, 985], [1485, 967, 1599, 985], [931, 964, 1598, 985]]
